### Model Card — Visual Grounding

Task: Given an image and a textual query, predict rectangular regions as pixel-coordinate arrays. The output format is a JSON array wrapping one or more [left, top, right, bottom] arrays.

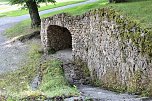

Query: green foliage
[[9, 0, 56, 5]]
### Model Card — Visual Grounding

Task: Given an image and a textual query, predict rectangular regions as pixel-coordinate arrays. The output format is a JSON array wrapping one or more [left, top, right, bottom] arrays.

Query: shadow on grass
[[127, 0, 150, 2], [0, 15, 6, 18]]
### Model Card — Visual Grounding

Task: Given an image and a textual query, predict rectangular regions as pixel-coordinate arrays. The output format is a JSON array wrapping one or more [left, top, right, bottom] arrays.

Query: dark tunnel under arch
[[47, 25, 72, 51]]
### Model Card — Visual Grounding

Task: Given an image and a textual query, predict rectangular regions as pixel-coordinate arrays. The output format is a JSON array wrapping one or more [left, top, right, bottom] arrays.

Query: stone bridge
[[41, 8, 152, 94]]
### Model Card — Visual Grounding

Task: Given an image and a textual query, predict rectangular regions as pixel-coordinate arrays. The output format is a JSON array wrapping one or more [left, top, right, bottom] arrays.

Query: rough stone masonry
[[41, 8, 152, 94]]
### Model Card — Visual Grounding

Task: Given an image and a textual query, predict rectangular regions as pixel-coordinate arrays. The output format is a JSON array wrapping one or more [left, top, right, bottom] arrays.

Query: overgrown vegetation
[[0, 42, 78, 100]]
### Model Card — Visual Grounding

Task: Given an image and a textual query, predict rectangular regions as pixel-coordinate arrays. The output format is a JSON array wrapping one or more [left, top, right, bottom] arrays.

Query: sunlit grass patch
[[106, 0, 152, 30], [39, 60, 79, 97], [4, 0, 108, 38], [4, 19, 39, 38], [0, 41, 78, 100], [0, 0, 86, 16]]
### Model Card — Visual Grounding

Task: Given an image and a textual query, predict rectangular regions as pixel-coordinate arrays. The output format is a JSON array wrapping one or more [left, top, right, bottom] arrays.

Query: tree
[[10, 0, 56, 28], [109, 0, 126, 3]]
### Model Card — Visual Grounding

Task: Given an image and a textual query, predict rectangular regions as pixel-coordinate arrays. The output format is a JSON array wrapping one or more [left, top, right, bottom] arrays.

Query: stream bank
[[38, 49, 152, 101]]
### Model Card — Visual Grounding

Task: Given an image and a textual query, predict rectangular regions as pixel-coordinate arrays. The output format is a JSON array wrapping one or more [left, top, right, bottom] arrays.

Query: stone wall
[[41, 8, 152, 95]]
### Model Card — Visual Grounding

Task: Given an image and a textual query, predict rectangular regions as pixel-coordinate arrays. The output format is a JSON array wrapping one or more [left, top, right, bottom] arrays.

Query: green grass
[[107, 0, 152, 30], [4, 0, 108, 38], [4, 2, 91, 38], [0, 0, 9, 6], [0, 0, 9, 2], [4, 19, 38, 38], [0, 42, 78, 100], [56, 0, 152, 30], [42, 0, 108, 17], [5, 0, 152, 38], [39, 60, 78, 97], [42, 0, 152, 30], [0, 0, 86, 17], [0, 0, 9, 3]]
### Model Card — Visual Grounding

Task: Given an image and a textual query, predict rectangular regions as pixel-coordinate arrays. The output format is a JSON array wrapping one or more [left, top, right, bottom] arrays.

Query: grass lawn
[[107, 0, 152, 30], [43, 0, 108, 16], [0, 0, 9, 2], [4, 20, 38, 38], [4, 0, 108, 38], [55, 0, 152, 30], [5, 0, 152, 38], [0, 42, 78, 100], [0, 0, 86, 17], [0, 0, 9, 4]]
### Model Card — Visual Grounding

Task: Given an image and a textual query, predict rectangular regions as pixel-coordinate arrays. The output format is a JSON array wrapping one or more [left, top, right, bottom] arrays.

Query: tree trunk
[[26, 1, 41, 28]]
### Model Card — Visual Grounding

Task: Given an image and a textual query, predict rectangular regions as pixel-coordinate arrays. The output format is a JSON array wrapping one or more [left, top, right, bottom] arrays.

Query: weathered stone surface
[[41, 8, 152, 94]]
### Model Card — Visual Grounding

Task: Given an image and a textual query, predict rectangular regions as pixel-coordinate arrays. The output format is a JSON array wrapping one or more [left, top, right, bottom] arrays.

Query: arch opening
[[47, 25, 72, 51]]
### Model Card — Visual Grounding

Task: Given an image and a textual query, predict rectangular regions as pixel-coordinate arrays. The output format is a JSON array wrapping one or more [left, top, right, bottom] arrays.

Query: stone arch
[[46, 25, 72, 51]]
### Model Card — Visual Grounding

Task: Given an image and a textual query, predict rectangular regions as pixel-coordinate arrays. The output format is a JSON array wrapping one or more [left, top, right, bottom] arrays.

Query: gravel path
[[0, 0, 97, 74], [0, 22, 29, 74], [0, 41, 28, 74]]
